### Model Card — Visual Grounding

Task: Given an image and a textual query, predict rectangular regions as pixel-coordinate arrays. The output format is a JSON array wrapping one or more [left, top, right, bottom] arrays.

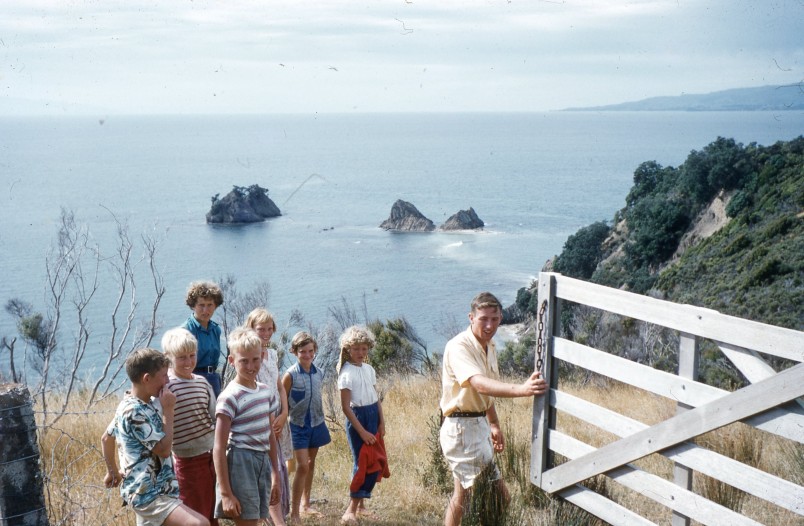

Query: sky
[[1, 0, 802, 115]]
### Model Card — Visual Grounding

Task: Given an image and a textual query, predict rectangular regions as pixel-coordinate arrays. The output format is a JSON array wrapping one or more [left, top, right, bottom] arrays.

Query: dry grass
[[33, 377, 803, 526]]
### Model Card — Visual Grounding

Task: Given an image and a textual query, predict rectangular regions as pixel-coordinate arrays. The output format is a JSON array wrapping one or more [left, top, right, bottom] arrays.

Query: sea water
[[1, 111, 802, 377]]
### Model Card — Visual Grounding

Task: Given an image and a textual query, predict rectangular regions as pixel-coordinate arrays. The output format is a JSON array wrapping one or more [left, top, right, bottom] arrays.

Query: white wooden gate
[[530, 272, 804, 525]]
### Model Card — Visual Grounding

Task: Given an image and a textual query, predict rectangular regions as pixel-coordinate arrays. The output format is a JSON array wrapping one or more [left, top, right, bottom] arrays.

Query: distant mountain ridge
[[563, 85, 803, 111]]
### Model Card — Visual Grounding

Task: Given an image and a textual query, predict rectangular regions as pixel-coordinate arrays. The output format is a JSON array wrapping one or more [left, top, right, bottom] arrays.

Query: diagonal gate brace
[[542, 363, 804, 493]]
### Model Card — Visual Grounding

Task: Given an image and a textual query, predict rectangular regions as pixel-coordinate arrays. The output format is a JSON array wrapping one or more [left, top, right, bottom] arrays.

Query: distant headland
[[561, 84, 803, 112]]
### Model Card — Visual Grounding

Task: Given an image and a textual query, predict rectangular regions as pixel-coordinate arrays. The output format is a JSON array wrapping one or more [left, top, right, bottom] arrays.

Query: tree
[[624, 196, 691, 268], [626, 161, 668, 207], [2, 208, 166, 423], [553, 221, 611, 280]]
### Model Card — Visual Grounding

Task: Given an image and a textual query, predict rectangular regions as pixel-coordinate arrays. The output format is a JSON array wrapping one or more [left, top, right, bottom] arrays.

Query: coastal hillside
[[562, 84, 804, 111], [549, 135, 803, 331], [498, 135, 801, 387]]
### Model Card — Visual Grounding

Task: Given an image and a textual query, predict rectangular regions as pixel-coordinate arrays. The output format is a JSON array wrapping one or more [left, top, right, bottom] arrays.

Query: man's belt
[[446, 411, 486, 418], [194, 366, 218, 374]]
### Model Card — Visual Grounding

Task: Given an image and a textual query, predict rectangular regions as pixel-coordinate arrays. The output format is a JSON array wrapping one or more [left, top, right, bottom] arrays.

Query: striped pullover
[[166, 373, 216, 458], [215, 381, 278, 451]]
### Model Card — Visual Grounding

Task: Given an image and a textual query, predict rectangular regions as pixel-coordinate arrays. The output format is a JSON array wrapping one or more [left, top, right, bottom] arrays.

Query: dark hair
[[470, 291, 502, 314], [291, 331, 318, 354], [125, 348, 171, 383], [185, 280, 224, 308]]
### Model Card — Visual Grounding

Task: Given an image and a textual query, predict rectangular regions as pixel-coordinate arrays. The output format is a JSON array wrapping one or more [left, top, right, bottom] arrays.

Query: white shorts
[[439, 416, 500, 489], [132, 495, 182, 526]]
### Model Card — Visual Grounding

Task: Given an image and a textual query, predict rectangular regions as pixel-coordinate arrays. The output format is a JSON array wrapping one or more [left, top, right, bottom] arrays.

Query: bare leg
[[444, 478, 470, 526], [164, 503, 210, 526], [356, 498, 380, 520], [290, 448, 310, 523], [268, 500, 286, 526], [300, 447, 319, 513], [495, 478, 511, 507], [341, 497, 360, 524], [268, 460, 286, 526]]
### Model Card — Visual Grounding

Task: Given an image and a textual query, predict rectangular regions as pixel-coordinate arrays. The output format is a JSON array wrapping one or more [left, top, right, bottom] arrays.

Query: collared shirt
[[106, 395, 180, 508], [181, 315, 222, 369], [439, 326, 500, 416]]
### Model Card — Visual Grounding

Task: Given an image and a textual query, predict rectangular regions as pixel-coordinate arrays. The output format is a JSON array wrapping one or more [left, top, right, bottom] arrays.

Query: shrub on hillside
[[553, 221, 611, 280], [367, 317, 436, 375], [498, 335, 537, 376]]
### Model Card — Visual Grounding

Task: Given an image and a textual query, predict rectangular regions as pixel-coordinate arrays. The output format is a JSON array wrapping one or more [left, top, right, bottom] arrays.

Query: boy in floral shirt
[[101, 348, 209, 526]]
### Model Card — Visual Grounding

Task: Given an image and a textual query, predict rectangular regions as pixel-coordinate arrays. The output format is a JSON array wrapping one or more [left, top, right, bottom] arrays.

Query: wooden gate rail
[[530, 272, 804, 526]]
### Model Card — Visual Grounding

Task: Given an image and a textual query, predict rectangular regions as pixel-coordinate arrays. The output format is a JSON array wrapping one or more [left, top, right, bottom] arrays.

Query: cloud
[[1, 0, 801, 114]]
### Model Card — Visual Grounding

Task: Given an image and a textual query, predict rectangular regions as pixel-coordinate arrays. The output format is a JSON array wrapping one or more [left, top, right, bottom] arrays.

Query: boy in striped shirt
[[163, 328, 217, 525], [213, 328, 281, 526]]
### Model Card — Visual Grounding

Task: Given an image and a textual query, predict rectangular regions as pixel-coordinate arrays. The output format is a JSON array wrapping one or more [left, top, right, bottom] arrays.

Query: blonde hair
[[160, 327, 198, 361], [290, 331, 317, 355], [227, 327, 262, 356], [337, 325, 376, 373], [244, 307, 276, 332]]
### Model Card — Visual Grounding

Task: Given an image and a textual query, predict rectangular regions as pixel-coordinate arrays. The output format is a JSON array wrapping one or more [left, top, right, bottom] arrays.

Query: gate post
[[531, 272, 558, 488], [671, 333, 699, 526], [0, 384, 49, 526]]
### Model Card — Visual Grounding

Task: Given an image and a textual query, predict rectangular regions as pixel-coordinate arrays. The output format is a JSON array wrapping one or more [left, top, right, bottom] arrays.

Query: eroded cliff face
[[206, 185, 281, 224], [440, 207, 484, 231], [379, 200, 436, 231], [668, 190, 732, 264]]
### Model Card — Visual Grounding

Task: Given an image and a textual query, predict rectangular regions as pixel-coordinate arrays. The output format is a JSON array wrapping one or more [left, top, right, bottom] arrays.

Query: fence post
[[0, 384, 48, 526], [671, 332, 699, 526], [531, 272, 557, 487]]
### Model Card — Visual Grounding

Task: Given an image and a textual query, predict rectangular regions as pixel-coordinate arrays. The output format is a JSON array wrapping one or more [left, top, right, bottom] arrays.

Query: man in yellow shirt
[[439, 291, 547, 526]]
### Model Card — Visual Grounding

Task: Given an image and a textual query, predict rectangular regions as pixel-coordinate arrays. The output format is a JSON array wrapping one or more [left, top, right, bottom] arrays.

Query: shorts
[[290, 421, 331, 450], [174, 451, 215, 520], [132, 495, 182, 526], [440, 415, 500, 489], [215, 447, 271, 520]]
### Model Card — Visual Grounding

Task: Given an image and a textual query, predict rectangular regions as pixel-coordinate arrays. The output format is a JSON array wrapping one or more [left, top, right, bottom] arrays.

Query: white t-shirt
[[337, 362, 378, 407]]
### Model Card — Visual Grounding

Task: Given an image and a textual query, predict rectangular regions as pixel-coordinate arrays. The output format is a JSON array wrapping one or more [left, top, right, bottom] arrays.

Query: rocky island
[[379, 200, 436, 232], [380, 200, 485, 232], [440, 207, 484, 231], [206, 184, 281, 224]]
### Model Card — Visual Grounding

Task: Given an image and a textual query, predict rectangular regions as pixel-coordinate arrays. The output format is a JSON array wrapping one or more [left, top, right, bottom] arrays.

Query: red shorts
[[174, 451, 216, 521]]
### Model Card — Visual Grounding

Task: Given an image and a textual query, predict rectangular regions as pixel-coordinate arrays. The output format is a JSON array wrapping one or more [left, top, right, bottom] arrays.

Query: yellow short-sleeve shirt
[[439, 326, 500, 416]]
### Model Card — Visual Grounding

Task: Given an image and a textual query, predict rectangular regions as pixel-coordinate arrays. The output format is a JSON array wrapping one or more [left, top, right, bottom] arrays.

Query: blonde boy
[[213, 328, 280, 526], [101, 348, 209, 526], [162, 328, 217, 525]]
